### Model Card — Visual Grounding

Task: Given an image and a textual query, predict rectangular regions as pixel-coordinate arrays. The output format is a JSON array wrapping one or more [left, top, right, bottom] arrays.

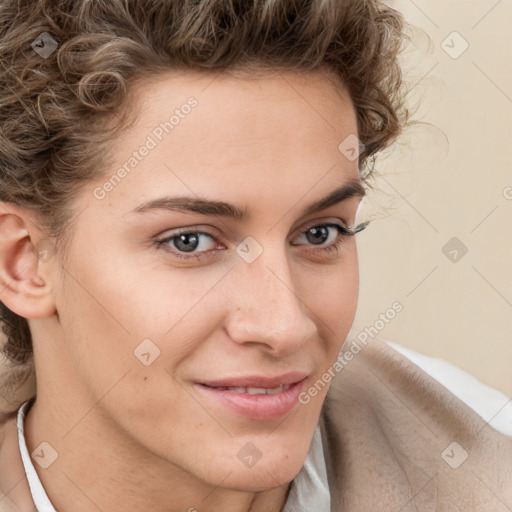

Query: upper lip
[[198, 371, 309, 389]]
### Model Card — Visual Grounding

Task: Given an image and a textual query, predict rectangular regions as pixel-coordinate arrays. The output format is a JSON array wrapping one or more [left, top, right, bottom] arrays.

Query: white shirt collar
[[17, 400, 55, 512], [18, 400, 331, 511]]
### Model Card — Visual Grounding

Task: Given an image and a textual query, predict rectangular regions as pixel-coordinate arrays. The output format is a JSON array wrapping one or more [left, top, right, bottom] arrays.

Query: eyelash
[[155, 220, 370, 262]]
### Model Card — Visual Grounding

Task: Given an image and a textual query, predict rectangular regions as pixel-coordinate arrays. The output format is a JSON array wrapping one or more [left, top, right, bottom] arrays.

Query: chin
[[206, 441, 309, 492], [219, 460, 304, 493]]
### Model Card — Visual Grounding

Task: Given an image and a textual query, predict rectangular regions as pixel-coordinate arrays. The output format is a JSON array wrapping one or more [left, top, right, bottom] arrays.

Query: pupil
[[308, 227, 328, 245], [176, 233, 199, 252]]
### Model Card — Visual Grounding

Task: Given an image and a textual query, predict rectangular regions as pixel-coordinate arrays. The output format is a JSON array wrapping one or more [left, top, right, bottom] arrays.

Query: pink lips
[[195, 372, 308, 421]]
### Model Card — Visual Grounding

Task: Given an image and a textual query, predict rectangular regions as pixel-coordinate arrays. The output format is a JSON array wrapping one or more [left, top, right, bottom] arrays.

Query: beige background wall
[[350, 0, 512, 396]]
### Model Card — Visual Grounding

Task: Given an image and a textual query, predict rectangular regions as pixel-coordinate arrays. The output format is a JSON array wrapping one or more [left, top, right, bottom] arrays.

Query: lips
[[195, 372, 309, 420], [206, 384, 292, 395]]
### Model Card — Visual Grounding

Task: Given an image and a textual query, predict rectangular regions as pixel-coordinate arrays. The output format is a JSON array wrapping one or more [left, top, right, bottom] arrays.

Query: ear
[[0, 203, 57, 319]]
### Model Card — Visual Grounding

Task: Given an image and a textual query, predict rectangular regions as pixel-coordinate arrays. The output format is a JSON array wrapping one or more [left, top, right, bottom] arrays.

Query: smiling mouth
[[201, 383, 293, 394], [195, 375, 308, 421]]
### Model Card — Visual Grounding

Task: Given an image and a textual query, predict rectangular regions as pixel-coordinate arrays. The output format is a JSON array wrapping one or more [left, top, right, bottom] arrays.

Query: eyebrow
[[129, 179, 366, 220]]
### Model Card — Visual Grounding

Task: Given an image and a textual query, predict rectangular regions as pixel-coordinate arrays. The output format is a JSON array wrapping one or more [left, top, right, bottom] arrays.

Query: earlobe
[[0, 205, 57, 319]]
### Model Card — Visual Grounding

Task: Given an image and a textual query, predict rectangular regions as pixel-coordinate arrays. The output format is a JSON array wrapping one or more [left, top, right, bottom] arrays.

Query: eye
[[291, 221, 369, 256], [155, 229, 220, 261], [155, 221, 370, 261]]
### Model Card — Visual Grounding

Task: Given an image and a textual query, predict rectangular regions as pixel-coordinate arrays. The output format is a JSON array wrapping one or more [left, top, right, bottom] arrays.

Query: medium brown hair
[[0, 0, 409, 384]]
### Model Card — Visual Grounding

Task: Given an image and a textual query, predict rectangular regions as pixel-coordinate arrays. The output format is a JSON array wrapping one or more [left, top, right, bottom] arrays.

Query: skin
[[0, 69, 365, 512]]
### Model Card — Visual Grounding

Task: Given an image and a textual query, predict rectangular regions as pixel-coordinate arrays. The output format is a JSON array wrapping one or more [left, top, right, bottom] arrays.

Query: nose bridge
[[226, 243, 317, 351]]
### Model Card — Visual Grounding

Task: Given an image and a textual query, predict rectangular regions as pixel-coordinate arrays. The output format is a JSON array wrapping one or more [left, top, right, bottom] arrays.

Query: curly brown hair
[[0, 0, 409, 384]]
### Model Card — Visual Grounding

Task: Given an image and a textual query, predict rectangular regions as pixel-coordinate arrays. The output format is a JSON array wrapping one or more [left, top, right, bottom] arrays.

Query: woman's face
[[39, 69, 364, 492]]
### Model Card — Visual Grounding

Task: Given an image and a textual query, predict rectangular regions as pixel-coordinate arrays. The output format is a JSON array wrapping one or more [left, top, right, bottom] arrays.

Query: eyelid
[[295, 216, 366, 237], [155, 224, 219, 241]]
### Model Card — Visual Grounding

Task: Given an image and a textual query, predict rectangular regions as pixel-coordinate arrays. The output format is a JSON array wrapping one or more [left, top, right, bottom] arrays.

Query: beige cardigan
[[1, 338, 511, 511]]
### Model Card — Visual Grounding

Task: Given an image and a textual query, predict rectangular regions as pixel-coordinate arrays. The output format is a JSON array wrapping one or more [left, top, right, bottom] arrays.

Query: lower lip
[[195, 379, 307, 421]]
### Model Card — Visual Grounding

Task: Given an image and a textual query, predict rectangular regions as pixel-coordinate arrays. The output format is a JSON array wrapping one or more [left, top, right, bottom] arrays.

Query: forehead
[[128, 67, 357, 148], [85, 69, 361, 222]]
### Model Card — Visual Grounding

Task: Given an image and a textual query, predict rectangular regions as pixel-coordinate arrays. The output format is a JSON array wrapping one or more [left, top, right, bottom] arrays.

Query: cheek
[[301, 250, 359, 338], [59, 235, 244, 411]]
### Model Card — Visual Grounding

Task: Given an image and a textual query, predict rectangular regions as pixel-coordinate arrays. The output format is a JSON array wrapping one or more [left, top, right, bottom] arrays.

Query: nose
[[224, 248, 318, 356]]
